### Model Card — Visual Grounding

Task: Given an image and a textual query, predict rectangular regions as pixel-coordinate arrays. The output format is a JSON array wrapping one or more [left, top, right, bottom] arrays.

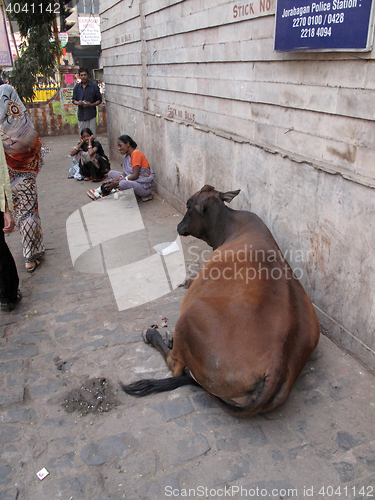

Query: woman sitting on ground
[[70, 128, 110, 182], [100, 135, 154, 201]]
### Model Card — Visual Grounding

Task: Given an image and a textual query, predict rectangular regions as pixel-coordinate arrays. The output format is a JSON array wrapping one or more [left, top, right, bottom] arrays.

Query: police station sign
[[275, 0, 375, 51]]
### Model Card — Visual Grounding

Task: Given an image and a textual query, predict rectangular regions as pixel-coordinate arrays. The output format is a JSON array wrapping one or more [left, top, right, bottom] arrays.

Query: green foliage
[[9, 54, 37, 102], [7, 0, 62, 101]]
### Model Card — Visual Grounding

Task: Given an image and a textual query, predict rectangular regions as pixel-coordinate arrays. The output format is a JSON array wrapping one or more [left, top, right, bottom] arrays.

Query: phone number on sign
[[301, 26, 332, 37], [5, 2, 60, 14], [292, 12, 345, 37]]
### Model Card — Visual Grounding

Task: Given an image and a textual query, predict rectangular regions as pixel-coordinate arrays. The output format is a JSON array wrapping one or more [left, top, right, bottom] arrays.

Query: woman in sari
[[0, 83, 46, 272]]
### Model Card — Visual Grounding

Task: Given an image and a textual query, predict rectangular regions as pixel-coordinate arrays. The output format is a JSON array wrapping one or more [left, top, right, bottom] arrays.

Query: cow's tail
[[119, 375, 200, 398]]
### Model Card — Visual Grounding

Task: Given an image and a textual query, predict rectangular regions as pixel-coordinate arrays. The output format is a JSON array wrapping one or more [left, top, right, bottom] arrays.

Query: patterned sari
[[0, 84, 46, 264]]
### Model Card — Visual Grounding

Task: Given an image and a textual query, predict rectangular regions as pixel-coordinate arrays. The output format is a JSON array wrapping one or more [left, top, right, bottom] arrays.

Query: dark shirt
[[72, 80, 102, 121], [78, 140, 105, 157]]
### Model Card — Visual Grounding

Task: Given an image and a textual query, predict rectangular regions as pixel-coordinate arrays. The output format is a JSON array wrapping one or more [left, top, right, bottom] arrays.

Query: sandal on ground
[[92, 177, 105, 182], [84, 177, 90, 181], [25, 260, 40, 273], [0, 290, 22, 312], [142, 194, 153, 202], [87, 188, 103, 201]]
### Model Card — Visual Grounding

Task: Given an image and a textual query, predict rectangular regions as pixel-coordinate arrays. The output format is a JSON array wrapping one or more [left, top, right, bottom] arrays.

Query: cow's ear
[[220, 189, 241, 203]]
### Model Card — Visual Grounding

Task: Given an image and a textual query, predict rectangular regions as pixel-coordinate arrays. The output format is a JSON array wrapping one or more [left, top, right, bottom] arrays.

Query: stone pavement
[[1, 133, 375, 500]]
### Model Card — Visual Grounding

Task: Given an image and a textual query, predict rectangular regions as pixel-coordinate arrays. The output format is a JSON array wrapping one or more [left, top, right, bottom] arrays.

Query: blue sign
[[275, 0, 375, 51]]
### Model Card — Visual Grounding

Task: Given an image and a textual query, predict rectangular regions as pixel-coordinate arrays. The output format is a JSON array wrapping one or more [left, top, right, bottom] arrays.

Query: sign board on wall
[[79, 16, 101, 45], [275, 0, 375, 51], [8, 30, 23, 60], [0, 5, 12, 66], [61, 88, 74, 102], [58, 32, 69, 47]]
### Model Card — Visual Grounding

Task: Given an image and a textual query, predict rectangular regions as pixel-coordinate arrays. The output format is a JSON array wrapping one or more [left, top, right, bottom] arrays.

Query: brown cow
[[120, 185, 320, 417]]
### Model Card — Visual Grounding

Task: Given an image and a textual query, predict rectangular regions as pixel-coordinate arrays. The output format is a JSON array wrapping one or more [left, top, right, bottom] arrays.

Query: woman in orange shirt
[[88, 135, 154, 201]]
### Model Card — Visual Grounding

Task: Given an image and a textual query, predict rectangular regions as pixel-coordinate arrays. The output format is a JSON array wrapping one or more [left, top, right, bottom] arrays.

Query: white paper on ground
[[153, 241, 180, 256]]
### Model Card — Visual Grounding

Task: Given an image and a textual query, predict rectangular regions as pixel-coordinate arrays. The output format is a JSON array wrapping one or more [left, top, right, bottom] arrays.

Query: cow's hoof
[[164, 330, 174, 349], [142, 328, 157, 344]]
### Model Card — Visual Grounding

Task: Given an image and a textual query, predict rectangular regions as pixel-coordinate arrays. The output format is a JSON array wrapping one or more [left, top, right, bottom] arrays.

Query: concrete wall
[[100, 0, 375, 373]]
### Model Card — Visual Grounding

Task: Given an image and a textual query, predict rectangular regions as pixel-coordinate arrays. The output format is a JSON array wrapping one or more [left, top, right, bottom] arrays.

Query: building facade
[[101, 0, 375, 373]]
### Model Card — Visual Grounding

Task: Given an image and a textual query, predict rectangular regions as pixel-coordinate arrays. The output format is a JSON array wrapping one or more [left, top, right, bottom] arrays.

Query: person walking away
[[0, 83, 47, 273], [0, 139, 21, 312], [72, 67, 102, 137]]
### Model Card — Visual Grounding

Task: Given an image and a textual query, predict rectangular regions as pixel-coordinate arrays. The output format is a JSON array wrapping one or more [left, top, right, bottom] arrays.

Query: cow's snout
[[177, 218, 190, 237]]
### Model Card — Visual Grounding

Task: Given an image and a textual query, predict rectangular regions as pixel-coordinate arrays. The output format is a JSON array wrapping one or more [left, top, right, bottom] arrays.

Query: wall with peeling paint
[[101, 0, 375, 373]]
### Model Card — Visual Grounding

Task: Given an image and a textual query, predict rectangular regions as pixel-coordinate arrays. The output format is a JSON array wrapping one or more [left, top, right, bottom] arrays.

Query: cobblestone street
[[1, 134, 375, 500]]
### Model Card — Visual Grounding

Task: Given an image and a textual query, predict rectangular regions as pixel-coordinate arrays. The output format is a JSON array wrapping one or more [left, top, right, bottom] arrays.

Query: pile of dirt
[[62, 378, 120, 416]]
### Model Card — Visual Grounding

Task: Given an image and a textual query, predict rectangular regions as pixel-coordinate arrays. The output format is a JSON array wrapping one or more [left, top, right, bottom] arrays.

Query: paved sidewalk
[[1, 134, 375, 500]]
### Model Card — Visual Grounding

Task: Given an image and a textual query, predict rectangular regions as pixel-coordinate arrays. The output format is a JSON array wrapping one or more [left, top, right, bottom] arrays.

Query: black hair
[[79, 67, 89, 75], [81, 128, 93, 136], [118, 135, 137, 149]]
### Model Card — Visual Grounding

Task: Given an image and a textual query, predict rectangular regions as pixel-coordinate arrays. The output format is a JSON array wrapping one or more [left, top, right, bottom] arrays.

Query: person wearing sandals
[[70, 128, 110, 182], [88, 135, 154, 201], [0, 139, 21, 312], [0, 82, 47, 273]]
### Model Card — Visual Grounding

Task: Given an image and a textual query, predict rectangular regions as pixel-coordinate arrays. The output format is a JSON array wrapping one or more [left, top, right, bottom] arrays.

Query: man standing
[[72, 67, 102, 136]]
